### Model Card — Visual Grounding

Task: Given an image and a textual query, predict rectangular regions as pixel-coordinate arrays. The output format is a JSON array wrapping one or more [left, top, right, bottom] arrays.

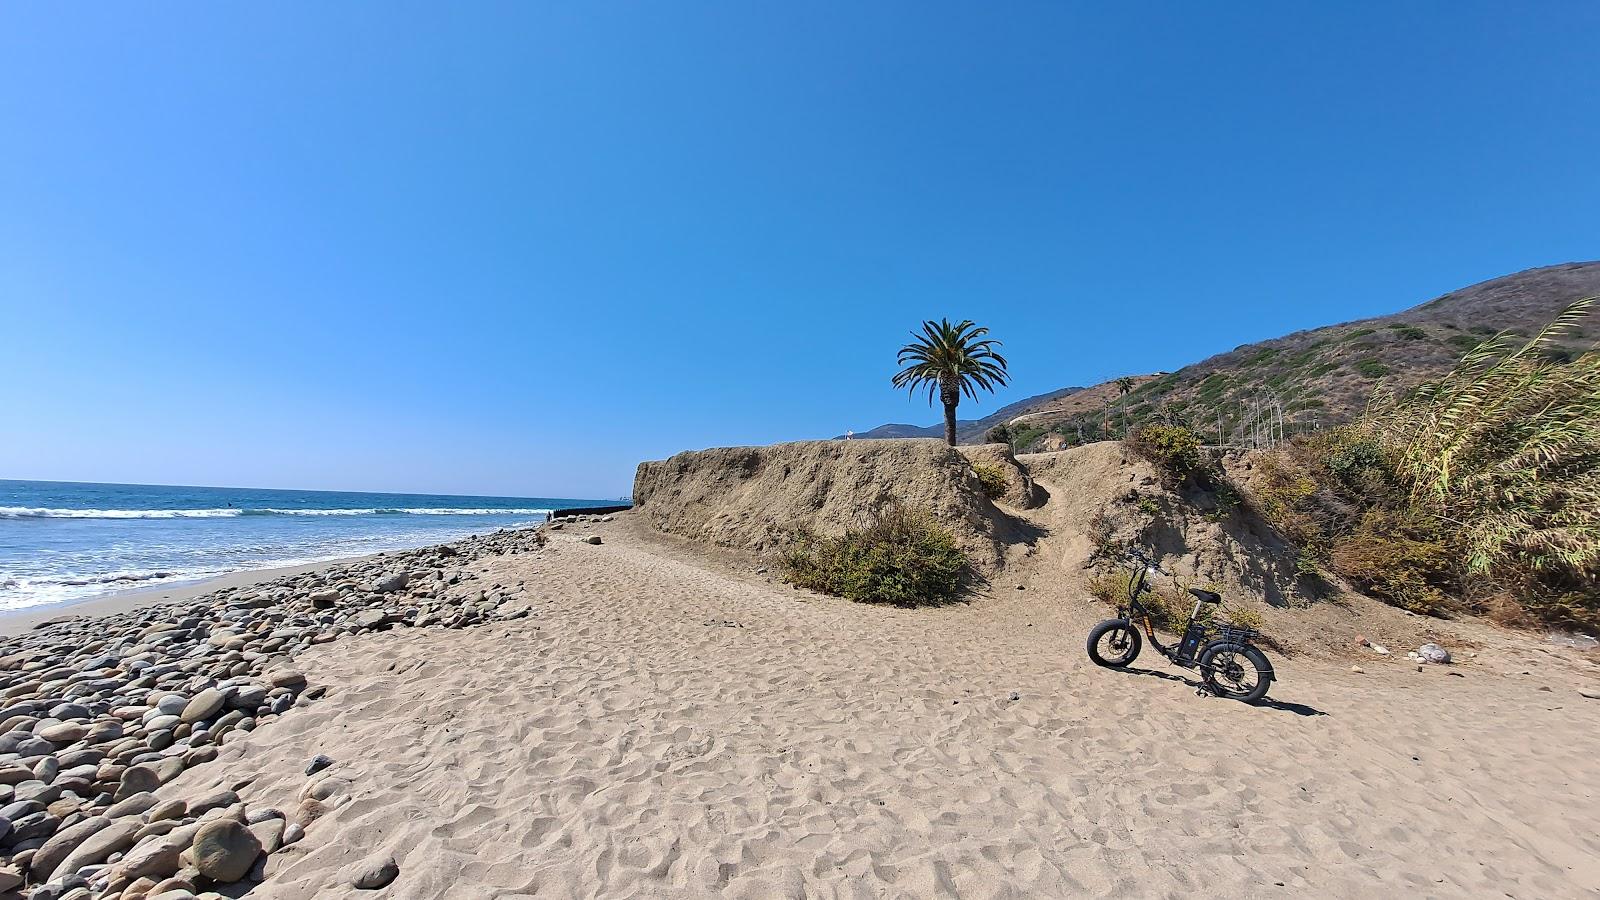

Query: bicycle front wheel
[[1087, 619, 1142, 668]]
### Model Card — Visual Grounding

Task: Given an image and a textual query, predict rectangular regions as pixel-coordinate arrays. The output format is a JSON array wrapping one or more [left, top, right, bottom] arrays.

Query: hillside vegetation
[[1234, 300, 1599, 629], [847, 262, 1600, 452]]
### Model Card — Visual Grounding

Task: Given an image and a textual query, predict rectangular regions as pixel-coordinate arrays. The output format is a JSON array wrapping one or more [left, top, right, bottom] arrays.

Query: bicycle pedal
[[1195, 687, 1212, 698]]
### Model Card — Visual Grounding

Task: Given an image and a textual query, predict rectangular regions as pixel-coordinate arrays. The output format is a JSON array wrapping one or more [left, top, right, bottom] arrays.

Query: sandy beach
[[4, 513, 1589, 899], [11, 8, 1599, 898]]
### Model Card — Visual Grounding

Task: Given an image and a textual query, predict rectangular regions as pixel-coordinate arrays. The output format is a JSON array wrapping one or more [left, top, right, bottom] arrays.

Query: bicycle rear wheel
[[1198, 641, 1272, 702]]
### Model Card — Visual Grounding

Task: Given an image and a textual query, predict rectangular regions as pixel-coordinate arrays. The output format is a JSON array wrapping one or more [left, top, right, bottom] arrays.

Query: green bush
[[971, 462, 1008, 499], [1009, 423, 1048, 452], [1387, 323, 1428, 341], [1354, 358, 1391, 378], [985, 423, 1011, 446], [782, 506, 968, 607], [1125, 424, 1205, 483], [1196, 374, 1230, 402]]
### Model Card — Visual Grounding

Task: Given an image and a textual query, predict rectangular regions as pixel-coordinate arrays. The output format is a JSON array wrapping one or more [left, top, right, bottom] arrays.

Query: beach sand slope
[[155, 520, 1600, 899]]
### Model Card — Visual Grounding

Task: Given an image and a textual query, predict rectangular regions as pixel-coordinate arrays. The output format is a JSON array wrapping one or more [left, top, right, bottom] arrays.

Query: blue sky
[[3, 4, 1596, 498]]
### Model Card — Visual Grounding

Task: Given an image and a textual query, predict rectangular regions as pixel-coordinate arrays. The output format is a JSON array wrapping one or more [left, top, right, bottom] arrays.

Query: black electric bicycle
[[1086, 549, 1275, 702]]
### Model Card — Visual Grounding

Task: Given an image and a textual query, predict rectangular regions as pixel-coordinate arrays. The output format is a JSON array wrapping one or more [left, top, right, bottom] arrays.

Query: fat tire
[[1199, 642, 1272, 702], [1087, 620, 1142, 668]]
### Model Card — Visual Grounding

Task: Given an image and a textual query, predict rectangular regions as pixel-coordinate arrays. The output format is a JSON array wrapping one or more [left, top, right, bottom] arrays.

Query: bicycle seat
[[1188, 587, 1222, 604]]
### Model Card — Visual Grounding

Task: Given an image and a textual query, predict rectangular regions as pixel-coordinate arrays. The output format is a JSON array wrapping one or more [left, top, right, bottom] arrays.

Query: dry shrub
[[1088, 567, 1217, 634], [1326, 510, 1453, 614], [970, 462, 1008, 499], [781, 506, 968, 607], [1125, 424, 1205, 485]]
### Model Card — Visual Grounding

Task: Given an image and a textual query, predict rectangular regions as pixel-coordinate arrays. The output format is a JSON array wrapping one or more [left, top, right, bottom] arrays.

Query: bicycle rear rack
[[1215, 623, 1259, 644]]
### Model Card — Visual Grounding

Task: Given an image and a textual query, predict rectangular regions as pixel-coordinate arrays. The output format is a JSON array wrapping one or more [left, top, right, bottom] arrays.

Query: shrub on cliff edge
[[1125, 424, 1207, 486], [970, 462, 1008, 499]]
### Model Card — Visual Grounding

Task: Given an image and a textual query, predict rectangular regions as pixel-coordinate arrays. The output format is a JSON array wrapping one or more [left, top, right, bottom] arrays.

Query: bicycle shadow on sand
[[1121, 666, 1328, 717]]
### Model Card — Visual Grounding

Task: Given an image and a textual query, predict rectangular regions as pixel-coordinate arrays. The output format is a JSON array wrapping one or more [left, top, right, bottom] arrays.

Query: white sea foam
[[0, 506, 553, 520], [0, 567, 226, 611]]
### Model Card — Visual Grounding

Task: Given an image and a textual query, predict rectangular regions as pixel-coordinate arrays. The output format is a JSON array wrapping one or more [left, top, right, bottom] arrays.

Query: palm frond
[[891, 318, 1011, 408]]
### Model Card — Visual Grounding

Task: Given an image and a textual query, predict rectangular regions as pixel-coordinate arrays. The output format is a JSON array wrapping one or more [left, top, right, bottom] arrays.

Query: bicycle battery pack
[[1177, 622, 1207, 664]]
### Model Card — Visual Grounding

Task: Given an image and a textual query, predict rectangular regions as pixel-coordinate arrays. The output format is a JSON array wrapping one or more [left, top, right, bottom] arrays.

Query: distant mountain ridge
[[838, 385, 1084, 444], [844, 262, 1600, 450]]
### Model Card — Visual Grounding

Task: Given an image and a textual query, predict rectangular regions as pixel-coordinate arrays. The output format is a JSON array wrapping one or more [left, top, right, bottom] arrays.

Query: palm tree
[[1115, 376, 1136, 435], [892, 319, 1010, 446]]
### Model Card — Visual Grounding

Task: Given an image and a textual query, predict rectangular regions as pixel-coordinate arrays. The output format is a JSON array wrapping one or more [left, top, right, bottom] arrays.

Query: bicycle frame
[[1117, 559, 1211, 667]]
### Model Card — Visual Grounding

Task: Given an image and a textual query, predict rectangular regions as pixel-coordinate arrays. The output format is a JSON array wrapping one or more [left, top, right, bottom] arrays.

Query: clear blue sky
[[3, 4, 1596, 498]]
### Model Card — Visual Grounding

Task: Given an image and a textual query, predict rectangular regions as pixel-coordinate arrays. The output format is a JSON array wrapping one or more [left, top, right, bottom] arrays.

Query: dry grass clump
[[970, 462, 1009, 499], [782, 506, 968, 607], [1252, 300, 1599, 628]]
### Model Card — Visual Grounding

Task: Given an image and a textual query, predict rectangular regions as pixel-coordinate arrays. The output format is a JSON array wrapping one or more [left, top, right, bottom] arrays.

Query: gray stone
[[355, 610, 396, 630], [373, 572, 409, 593], [186, 789, 238, 817], [115, 766, 161, 801], [47, 704, 91, 722], [14, 780, 61, 805], [247, 817, 285, 854], [348, 853, 399, 889], [1, 799, 44, 821], [179, 689, 224, 724], [105, 833, 182, 885], [1418, 643, 1452, 664], [50, 816, 138, 882], [191, 819, 261, 883], [32, 756, 59, 783], [9, 810, 60, 843], [29, 815, 109, 881], [105, 792, 158, 819]]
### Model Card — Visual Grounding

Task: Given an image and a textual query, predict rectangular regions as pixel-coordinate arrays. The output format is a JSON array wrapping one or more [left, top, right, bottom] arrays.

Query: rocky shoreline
[[0, 521, 571, 900]]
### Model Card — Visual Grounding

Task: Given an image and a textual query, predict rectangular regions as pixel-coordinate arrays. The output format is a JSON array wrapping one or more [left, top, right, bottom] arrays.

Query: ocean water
[[0, 480, 615, 612]]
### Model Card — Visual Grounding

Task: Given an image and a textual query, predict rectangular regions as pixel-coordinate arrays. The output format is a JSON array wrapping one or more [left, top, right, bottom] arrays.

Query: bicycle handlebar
[[1126, 548, 1168, 577]]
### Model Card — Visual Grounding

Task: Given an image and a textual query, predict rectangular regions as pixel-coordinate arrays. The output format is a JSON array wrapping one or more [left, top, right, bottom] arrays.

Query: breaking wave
[[0, 507, 553, 520]]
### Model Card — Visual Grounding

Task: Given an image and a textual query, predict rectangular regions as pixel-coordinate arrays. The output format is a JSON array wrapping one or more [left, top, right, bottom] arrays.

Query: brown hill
[[852, 262, 1600, 451]]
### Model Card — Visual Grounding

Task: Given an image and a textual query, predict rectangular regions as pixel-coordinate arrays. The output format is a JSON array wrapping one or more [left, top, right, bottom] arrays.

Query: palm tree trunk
[[940, 379, 960, 446]]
